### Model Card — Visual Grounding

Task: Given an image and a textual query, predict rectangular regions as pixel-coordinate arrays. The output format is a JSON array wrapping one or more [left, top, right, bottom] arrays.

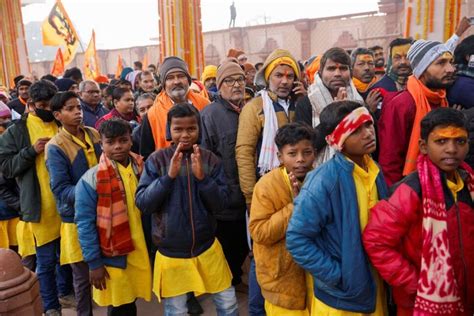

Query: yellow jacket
[[236, 92, 295, 204], [249, 167, 306, 310]]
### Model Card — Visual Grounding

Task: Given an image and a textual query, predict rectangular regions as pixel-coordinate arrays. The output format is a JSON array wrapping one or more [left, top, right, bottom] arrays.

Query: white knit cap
[[407, 39, 452, 78]]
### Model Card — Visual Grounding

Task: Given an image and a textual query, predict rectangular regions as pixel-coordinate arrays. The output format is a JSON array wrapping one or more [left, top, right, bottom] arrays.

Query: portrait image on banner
[[42, 0, 79, 65]]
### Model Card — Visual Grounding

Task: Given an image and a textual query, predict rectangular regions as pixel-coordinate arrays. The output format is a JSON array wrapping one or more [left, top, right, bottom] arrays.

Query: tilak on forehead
[[357, 54, 374, 62], [441, 51, 453, 59], [431, 126, 467, 139]]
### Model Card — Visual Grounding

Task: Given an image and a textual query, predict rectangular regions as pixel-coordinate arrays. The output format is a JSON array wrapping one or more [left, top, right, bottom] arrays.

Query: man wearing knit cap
[[201, 65, 218, 100], [227, 48, 247, 66], [236, 48, 305, 315], [7, 79, 32, 115], [378, 21, 471, 186], [54, 78, 79, 93], [201, 61, 248, 289], [0, 101, 12, 126], [139, 56, 210, 159], [243, 62, 257, 92]]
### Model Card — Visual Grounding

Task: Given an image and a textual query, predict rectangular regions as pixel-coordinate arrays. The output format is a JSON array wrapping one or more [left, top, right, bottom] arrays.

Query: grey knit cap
[[160, 56, 192, 84]]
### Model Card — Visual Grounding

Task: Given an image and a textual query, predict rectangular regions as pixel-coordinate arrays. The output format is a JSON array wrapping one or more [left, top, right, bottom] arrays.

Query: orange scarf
[[305, 55, 321, 85], [352, 76, 378, 93], [19, 96, 27, 106], [147, 90, 209, 150], [96, 152, 143, 257], [403, 76, 448, 175]]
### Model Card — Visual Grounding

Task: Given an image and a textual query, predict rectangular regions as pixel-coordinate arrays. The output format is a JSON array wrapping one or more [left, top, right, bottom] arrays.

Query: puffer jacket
[[363, 170, 474, 314], [249, 167, 306, 310], [235, 91, 296, 204], [201, 95, 246, 221], [135, 145, 229, 258], [286, 152, 389, 313], [45, 127, 101, 223]]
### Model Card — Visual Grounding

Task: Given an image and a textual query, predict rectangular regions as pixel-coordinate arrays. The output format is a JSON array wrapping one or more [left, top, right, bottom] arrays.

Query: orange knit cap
[[227, 48, 245, 58], [94, 75, 109, 84]]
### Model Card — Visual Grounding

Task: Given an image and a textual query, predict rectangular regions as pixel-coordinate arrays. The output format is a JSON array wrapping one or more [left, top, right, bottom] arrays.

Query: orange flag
[[84, 30, 100, 80], [41, 0, 80, 66], [51, 48, 65, 77], [142, 54, 149, 69], [115, 54, 123, 79]]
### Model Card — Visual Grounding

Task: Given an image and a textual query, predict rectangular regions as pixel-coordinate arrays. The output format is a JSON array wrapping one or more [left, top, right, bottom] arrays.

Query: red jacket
[[377, 91, 416, 186], [363, 171, 474, 314]]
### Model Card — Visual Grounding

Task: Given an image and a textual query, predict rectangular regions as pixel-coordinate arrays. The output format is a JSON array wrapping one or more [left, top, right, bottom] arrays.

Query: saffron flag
[[142, 54, 149, 70], [42, 0, 79, 65], [115, 54, 123, 79], [51, 48, 65, 77], [84, 30, 101, 80]]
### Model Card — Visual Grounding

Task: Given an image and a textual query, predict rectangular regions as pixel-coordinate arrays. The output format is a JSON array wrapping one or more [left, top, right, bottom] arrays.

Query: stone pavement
[[63, 290, 249, 315]]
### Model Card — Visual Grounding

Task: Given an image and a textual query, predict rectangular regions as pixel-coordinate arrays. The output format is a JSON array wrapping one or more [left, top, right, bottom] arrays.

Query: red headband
[[325, 107, 373, 151]]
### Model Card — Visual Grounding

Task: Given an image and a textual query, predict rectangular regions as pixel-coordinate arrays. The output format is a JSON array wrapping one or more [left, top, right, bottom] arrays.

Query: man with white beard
[[139, 56, 210, 159]]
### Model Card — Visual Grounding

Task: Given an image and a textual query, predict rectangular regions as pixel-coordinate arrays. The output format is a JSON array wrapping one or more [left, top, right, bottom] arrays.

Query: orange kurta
[[147, 90, 209, 150]]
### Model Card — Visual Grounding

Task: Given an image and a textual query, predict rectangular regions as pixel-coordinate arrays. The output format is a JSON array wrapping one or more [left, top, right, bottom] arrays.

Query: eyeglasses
[[223, 77, 245, 86]]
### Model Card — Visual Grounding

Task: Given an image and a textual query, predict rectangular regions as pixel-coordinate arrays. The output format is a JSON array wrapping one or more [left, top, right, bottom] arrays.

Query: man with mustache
[[369, 45, 385, 80], [139, 56, 209, 160], [351, 48, 382, 113], [370, 38, 414, 94], [295, 47, 364, 164], [235, 48, 303, 316], [351, 48, 378, 98], [378, 39, 457, 186], [201, 61, 249, 290]]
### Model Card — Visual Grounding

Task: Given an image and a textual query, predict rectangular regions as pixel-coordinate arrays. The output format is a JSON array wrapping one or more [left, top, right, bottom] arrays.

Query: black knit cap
[[160, 56, 192, 85]]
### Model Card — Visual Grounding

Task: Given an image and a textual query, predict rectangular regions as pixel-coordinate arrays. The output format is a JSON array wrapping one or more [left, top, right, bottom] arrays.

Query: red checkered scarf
[[325, 107, 373, 151], [415, 154, 474, 315], [96, 152, 143, 257]]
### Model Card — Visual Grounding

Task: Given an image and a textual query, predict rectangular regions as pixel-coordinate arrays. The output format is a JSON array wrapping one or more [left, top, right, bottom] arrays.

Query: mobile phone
[[469, 17, 474, 25]]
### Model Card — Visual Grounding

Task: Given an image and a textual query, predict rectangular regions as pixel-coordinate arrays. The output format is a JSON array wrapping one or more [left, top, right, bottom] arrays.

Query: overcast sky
[[22, 0, 379, 50]]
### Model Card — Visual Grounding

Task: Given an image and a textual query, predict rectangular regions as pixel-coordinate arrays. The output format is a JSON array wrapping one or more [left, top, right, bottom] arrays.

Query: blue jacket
[[286, 152, 389, 313], [135, 145, 229, 258], [447, 75, 474, 109], [75, 164, 129, 270], [81, 100, 109, 128], [46, 127, 101, 223], [369, 74, 398, 93]]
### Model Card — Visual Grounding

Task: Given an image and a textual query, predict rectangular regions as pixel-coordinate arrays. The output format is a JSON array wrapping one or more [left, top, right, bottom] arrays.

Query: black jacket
[[0, 173, 20, 220], [7, 98, 26, 115], [138, 114, 155, 160], [294, 95, 312, 127], [0, 115, 52, 222], [200, 96, 246, 221]]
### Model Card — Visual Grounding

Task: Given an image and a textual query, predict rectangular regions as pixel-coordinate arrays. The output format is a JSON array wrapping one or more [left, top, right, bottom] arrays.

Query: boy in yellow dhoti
[[136, 103, 238, 315], [75, 118, 151, 315], [46, 91, 103, 316]]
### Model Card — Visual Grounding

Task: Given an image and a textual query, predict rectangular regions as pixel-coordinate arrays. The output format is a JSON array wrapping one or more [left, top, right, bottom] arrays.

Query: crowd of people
[[0, 15, 473, 316]]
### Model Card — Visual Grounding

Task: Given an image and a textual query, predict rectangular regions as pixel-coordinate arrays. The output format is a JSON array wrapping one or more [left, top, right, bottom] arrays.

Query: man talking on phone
[[235, 48, 304, 315], [0, 79, 68, 315]]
